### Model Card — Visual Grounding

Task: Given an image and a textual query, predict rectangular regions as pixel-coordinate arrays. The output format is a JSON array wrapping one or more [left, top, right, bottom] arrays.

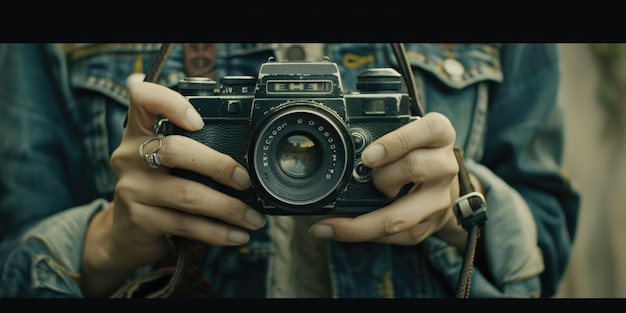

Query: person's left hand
[[309, 112, 466, 247]]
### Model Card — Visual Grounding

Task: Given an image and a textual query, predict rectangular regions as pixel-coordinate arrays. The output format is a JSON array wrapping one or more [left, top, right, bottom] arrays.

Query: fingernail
[[309, 224, 335, 239], [362, 144, 385, 166], [227, 229, 250, 245], [185, 107, 204, 130], [244, 208, 267, 229], [232, 166, 251, 189]]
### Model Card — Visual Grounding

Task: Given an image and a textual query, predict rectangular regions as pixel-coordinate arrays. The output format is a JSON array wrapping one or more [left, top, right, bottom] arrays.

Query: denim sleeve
[[427, 45, 580, 296], [0, 44, 102, 297], [0, 199, 106, 298], [0, 44, 97, 239], [481, 44, 581, 297], [467, 160, 544, 297]]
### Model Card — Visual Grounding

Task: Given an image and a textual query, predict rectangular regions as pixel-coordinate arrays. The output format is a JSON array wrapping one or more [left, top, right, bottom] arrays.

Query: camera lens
[[248, 102, 354, 213], [277, 134, 321, 179]]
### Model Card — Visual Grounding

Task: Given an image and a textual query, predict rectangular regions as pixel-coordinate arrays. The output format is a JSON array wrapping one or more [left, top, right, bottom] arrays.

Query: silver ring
[[139, 134, 164, 168]]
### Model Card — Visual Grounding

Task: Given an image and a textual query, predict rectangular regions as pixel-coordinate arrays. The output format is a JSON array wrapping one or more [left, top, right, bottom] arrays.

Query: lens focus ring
[[247, 102, 354, 213]]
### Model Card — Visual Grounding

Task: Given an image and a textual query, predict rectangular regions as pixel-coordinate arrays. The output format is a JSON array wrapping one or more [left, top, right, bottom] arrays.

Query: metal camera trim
[[247, 101, 355, 214]]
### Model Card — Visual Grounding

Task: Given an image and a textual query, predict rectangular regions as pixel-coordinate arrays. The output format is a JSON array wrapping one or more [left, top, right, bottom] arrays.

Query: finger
[[368, 210, 450, 245], [309, 185, 453, 243], [361, 112, 456, 168], [118, 171, 264, 231], [154, 135, 251, 190], [127, 201, 254, 246], [127, 81, 204, 135], [370, 147, 459, 197]]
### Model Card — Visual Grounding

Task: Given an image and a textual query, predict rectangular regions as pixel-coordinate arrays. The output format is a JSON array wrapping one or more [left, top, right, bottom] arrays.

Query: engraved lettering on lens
[[278, 134, 320, 178], [262, 122, 288, 167], [250, 105, 350, 211]]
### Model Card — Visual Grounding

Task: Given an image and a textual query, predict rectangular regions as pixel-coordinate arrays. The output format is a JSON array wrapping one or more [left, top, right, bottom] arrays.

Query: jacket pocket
[[402, 44, 504, 161], [66, 43, 186, 107]]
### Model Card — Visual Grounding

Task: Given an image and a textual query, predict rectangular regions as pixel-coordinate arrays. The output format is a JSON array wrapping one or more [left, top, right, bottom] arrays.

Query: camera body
[[157, 58, 416, 215]]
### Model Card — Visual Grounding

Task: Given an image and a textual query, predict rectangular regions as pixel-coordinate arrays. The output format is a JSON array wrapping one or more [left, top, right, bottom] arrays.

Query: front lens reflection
[[278, 134, 320, 178]]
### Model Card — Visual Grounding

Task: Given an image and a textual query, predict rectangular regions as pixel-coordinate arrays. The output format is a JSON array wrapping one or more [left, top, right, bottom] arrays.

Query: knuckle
[[425, 112, 456, 145], [170, 216, 192, 235], [157, 135, 179, 164], [212, 153, 236, 177], [115, 176, 137, 201], [406, 151, 426, 180], [391, 130, 410, 152], [174, 184, 202, 210], [407, 226, 430, 244], [110, 149, 123, 173], [382, 215, 411, 235], [110, 145, 133, 174]]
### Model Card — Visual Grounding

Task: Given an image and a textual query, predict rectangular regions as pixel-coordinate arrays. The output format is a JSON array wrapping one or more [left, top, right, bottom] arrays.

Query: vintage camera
[[157, 58, 417, 215]]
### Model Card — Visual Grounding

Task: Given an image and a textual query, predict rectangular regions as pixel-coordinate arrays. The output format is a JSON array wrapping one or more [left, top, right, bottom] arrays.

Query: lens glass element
[[278, 134, 320, 178], [248, 101, 355, 213]]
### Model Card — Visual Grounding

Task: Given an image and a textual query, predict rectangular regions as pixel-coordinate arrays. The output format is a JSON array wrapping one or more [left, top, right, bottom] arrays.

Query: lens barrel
[[247, 102, 354, 213]]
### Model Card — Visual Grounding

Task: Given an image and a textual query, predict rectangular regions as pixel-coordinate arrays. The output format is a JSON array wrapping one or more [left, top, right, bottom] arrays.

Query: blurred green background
[[556, 43, 626, 298]]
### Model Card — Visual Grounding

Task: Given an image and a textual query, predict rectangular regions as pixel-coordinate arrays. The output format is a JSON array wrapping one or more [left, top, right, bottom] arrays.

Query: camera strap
[[391, 43, 488, 298], [115, 43, 212, 298], [451, 147, 488, 298]]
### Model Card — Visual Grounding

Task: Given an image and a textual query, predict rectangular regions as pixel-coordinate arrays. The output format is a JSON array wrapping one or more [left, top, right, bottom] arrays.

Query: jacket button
[[442, 58, 464, 81]]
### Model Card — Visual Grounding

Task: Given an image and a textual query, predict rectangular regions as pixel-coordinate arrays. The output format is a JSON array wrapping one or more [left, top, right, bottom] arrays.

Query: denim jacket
[[0, 43, 580, 298]]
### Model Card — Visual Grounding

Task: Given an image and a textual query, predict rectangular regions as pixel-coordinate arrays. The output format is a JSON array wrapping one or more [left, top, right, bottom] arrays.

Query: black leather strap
[[392, 42, 488, 298], [456, 148, 475, 196], [123, 43, 173, 129], [452, 147, 488, 298], [110, 237, 211, 298], [114, 44, 212, 298]]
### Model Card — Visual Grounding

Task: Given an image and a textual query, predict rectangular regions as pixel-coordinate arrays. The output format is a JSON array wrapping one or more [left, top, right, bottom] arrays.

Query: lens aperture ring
[[248, 102, 354, 213]]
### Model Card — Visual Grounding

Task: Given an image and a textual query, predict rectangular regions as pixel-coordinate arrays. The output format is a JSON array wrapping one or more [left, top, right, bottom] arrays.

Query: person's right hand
[[80, 81, 267, 297]]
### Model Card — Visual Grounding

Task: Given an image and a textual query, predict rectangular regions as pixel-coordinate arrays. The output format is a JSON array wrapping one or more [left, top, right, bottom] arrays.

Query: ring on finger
[[140, 134, 164, 168]]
